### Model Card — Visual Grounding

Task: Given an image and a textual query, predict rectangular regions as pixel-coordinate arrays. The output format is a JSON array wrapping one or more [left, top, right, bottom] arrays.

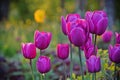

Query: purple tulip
[[57, 44, 69, 60], [86, 55, 101, 73], [36, 56, 51, 74], [66, 14, 81, 23], [34, 30, 52, 50], [108, 44, 120, 64], [61, 16, 67, 35], [115, 32, 120, 44], [61, 14, 81, 35], [80, 33, 93, 50], [67, 19, 88, 47], [84, 45, 97, 59], [21, 43, 36, 59], [85, 10, 108, 35], [102, 31, 113, 43]]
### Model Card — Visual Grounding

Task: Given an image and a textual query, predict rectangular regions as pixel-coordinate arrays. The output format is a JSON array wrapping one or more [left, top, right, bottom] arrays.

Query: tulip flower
[[85, 10, 108, 35], [21, 43, 36, 59], [61, 14, 80, 35], [108, 44, 120, 64], [57, 44, 69, 60], [36, 56, 51, 74], [34, 30, 52, 50], [68, 19, 88, 47], [115, 32, 120, 44], [84, 45, 97, 59], [66, 14, 81, 23], [102, 31, 113, 43], [86, 55, 101, 73]]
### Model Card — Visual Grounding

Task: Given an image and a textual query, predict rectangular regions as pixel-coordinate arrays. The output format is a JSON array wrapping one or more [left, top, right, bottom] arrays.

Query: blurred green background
[[0, 0, 120, 80]]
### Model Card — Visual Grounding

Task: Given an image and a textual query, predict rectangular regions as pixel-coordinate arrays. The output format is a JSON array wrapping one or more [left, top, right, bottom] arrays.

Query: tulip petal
[[61, 16, 67, 35]]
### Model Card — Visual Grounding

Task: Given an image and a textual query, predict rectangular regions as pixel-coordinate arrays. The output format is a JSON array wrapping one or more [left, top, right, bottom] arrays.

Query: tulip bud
[[108, 44, 120, 64], [84, 45, 97, 59], [115, 32, 120, 44], [102, 31, 112, 43], [36, 56, 51, 74], [21, 43, 36, 59], [34, 30, 52, 50], [61, 16, 67, 35], [86, 55, 101, 73], [57, 44, 69, 60], [68, 27, 87, 47], [85, 10, 108, 35], [66, 14, 81, 23], [61, 14, 81, 35]]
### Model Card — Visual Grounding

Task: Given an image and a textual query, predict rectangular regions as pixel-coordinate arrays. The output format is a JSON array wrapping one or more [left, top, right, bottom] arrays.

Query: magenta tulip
[[21, 43, 36, 59], [108, 44, 120, 64], [115, 32, 120, 44], [84, 45, 97, 59], [36, 56, 51, 74], [102, 31, 113, 43], [66, 14, 81, 23], [61, 16, 67, 35], [68, 27, 88, 47], [86, 55, 101, 73], [57, 44, 69, 60], [67, 19, 88, 47], [61, 14, 80, 35], [85, 10, 108, 35], [34, 30, 52, 50]]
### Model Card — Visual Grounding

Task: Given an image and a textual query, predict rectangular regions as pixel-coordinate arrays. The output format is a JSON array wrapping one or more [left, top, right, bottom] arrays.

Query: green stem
[[114, 63, 117, 80], [29, 59, 35, 80], [63, 60, 66, 79], [94, 34, 97, 55], [92, 73, 94, 80], [70, 43, 73, 80], [78, 47, 84, 80], [43, 74, 46, 80], [95, 73, 96, 80]]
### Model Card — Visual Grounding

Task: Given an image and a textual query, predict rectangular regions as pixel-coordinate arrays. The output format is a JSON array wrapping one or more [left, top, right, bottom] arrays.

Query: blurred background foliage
[[0, 0, 120, 79]]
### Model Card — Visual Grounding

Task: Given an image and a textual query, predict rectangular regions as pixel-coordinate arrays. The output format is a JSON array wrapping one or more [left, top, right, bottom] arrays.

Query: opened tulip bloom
[[102, 31, 113, 43], [21, 43, 36, 59], [85, 10, 108, 35], [36, 56, 51, 74], [61, 14, 80, 35], [57, 44, 69, 60], [34, 30, 52, 50], [86, 55, 101, 73], [108, 44, 120, 64], [115, 32, 120, 44]]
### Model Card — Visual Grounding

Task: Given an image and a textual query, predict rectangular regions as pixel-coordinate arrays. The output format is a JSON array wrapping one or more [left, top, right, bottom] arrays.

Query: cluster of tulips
[[21, 10, 120, 80]]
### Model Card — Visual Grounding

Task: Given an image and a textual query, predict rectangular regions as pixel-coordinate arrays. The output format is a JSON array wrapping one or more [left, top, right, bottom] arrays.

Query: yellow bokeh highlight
[[34, 9, 46, 23]]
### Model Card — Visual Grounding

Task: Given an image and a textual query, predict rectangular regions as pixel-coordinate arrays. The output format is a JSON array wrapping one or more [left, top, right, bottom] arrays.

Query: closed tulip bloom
[[36, 56, 51, 74], [85, 10, 108, 35], [115, 32, 120, 44], [66, 19, 88, 35], [61, 14, 80, 35], [67, 19, 88, 47], [34, 30, 52, 50], [84, 45, 97, 59], [61, 16, 67, 35], [21, 43, 36, 59], [57, 44, 69, 60], [86, 55, 101, 73], [66, 14, 81, 23], [102, 31, 113, 43], [108, 44, 120, 64], [68, 27, 87, 47]]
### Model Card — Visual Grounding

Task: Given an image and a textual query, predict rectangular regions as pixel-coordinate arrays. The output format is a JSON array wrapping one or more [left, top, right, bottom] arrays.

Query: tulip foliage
[[21, 10, 120, 80]]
